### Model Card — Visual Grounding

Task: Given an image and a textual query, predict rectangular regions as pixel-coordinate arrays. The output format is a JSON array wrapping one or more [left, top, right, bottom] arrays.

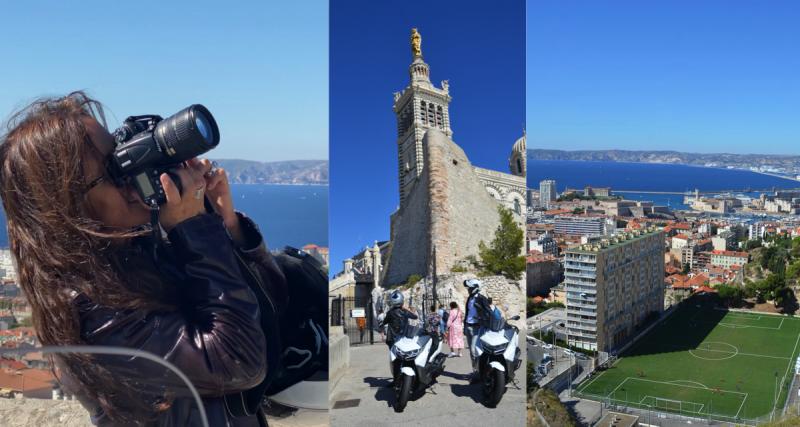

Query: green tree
[[787, 260, 800, 282], [744, 239, 762, 251], [716, 284, 744, 307], [478, 206, 526, 280], [791, 237, 800, 259], [761, 246, 778, 269], [774, 287, 798, 313]]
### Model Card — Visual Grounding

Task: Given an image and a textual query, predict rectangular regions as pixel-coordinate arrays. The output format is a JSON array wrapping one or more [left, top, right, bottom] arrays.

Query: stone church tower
[[393, 28, 453, 206], [380, 28, 526, 286]]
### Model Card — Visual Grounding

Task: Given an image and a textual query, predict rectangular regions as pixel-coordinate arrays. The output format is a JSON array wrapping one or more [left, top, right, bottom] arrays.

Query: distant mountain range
[[211, 159, 328, 185], [528, 149, 800, 174]]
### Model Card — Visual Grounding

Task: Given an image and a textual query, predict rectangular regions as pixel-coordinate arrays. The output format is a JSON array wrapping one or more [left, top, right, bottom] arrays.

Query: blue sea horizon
[[0, 184, 328, 250], [528, 159, 800, 209]]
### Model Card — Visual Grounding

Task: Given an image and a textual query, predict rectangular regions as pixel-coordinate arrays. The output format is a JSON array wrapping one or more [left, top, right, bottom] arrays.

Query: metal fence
[[575, 390, 778, 426], [330, 295, 374, 346]]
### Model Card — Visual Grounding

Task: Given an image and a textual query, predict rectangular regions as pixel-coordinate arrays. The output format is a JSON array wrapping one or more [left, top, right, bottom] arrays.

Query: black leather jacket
[[65, 212, 287, 426]]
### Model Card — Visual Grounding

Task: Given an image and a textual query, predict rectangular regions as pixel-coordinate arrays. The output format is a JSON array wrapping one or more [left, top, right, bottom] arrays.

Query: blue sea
[[0, 184, 328, 250], [528, 160, 800, 209]]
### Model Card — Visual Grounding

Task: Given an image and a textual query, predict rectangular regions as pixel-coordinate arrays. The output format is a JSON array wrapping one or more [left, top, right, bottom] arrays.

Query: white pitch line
[[735, 392, 748, 419], [578, 353, 624, 393], [693, 347, 789, 360], [668, 379, 709, 389], [608, 377, 630, 399], [626, 377, 747, 397], [717, 322, 782, 330], [578, 370, 605, 393], [779, 318, 785, 330], [774, 330, 800, 414]]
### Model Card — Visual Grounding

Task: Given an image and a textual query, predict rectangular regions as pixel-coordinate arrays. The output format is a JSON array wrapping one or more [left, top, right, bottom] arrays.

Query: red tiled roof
[[0, 369, 54, 398], [694, 285, 717, 294], [673, 234, 690, 240], [0, 358, 26, 370], [686, 274, 710, 288]]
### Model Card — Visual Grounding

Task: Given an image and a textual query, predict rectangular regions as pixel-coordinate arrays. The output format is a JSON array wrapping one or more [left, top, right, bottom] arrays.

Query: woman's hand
[[194, 158, 247, 246], [158, 160, 211, 232]]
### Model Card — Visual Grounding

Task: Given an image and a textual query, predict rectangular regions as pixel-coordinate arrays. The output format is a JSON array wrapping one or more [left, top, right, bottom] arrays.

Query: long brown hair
[[0, 91, 171, 423]]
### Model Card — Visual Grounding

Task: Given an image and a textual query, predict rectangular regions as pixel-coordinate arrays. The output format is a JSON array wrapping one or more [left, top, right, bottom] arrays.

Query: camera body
[[109, 105, 219, 206]]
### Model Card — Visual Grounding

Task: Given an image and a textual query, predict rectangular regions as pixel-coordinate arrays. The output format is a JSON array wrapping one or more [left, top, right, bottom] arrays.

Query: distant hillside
[[528, 149, 800, 172], [211, 159, 328, 184]]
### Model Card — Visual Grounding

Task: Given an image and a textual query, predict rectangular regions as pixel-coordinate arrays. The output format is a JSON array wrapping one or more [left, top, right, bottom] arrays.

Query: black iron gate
[[420, 289, 454, 314], [330, 295, 374, 346]]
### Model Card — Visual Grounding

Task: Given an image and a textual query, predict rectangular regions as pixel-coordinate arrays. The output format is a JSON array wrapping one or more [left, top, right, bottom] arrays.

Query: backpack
[[266, 247, 328, 395], [225, 246, 328, 417], [442, 309, 449, 323]]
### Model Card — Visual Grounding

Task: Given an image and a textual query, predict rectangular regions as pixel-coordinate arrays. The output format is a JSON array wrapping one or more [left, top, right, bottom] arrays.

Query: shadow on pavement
[[439, 369, 471, 382], [450, 383, 485, 406], [364, 376, 396, 408]]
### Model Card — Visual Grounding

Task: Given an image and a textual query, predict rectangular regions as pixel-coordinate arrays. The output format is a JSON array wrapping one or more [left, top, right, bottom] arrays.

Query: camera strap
[[149, 200, 162, 263]]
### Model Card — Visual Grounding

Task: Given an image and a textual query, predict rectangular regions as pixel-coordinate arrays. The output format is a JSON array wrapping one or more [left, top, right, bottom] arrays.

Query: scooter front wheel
[[484, 368, 505, 408], [394, 373, 413, 412]]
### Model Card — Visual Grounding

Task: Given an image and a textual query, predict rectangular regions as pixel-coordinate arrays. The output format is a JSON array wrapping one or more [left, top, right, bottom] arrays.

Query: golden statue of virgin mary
[[411, 28, 422, 57]]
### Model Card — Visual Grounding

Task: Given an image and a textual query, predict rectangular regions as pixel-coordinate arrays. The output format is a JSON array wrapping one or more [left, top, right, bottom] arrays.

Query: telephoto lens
[[154, 105, 219, 162], [108, 104, 220, 205]]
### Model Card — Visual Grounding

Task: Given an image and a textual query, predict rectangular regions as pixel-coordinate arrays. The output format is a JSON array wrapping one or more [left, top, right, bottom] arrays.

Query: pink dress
[[447, 308, 465, 350]]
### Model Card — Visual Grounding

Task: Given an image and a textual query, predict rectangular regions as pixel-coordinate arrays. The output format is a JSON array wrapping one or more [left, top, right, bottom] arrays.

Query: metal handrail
[[0, 345, 209, 427]]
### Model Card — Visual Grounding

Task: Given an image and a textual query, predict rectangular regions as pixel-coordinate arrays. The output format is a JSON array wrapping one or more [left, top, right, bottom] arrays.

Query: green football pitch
[[575, 301, 800, 422]]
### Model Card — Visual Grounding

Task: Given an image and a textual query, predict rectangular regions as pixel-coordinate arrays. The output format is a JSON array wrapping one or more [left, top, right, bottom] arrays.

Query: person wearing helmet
[[463, 278, 492, 382], [379, 290, 418, 349]]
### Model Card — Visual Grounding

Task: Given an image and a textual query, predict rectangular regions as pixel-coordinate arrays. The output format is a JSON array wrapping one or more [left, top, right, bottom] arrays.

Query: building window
[[514, 199, 521, 215]]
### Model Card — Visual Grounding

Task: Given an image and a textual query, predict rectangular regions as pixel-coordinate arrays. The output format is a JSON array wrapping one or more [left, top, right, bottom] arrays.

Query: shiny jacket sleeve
[[74, 213, 267, 397], [230, 211, 289, 313]]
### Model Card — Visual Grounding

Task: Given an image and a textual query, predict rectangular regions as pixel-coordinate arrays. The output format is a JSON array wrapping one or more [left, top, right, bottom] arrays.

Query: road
[[330, 339, 525, 426]]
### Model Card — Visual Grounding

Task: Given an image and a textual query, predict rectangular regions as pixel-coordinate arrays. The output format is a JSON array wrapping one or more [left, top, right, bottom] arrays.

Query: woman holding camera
[[0, 92, 286, 426]]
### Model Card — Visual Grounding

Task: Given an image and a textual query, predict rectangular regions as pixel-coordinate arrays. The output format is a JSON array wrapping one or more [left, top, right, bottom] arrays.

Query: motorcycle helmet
[[388, 290, 404, 308], [463, 278, 482, 293]]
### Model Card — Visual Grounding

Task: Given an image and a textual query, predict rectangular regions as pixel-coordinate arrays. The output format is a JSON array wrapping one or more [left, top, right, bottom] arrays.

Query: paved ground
[[266, 407, 328, 427], [330, 339, 525, 426]]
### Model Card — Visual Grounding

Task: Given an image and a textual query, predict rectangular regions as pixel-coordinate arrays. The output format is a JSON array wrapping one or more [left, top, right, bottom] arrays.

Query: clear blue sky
[[0, 0, 327, 161], [527, 0, 800, 155], [329, 0, 525, 275]]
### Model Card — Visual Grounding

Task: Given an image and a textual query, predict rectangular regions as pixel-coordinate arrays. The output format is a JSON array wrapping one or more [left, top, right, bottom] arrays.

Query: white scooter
[[389, 323, 447, 412], [475, 314, 521, 407]]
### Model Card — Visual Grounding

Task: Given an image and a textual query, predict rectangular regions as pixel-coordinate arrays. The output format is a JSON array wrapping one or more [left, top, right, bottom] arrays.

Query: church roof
[[512, 134, 526, 154]]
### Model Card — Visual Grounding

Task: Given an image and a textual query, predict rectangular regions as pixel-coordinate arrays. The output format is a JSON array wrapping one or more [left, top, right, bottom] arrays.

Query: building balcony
[[566, 300, 597, 310], [566, 255, 597, 263], [564, 281, 597, 291], [564, 263, 597, 271], [567, 309, 597, 318], [566, 329, 597, 339], [565, 271, 597, 279]]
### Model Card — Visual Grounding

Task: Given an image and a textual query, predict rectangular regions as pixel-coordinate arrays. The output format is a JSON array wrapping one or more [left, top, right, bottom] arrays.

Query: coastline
[[529, 158, 800, 185], [229, 182, 329, 186]]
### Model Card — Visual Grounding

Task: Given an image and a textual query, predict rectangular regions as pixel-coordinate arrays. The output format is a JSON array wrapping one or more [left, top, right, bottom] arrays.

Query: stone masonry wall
[[378, 273, 525, 329], [384, 149, 431, 285], [384, 129, 502, 285]]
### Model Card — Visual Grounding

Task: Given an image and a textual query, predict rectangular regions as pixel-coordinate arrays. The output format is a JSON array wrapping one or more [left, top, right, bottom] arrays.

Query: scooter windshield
[[488, 314, 506, 332], [402, 322, 421, 339]]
